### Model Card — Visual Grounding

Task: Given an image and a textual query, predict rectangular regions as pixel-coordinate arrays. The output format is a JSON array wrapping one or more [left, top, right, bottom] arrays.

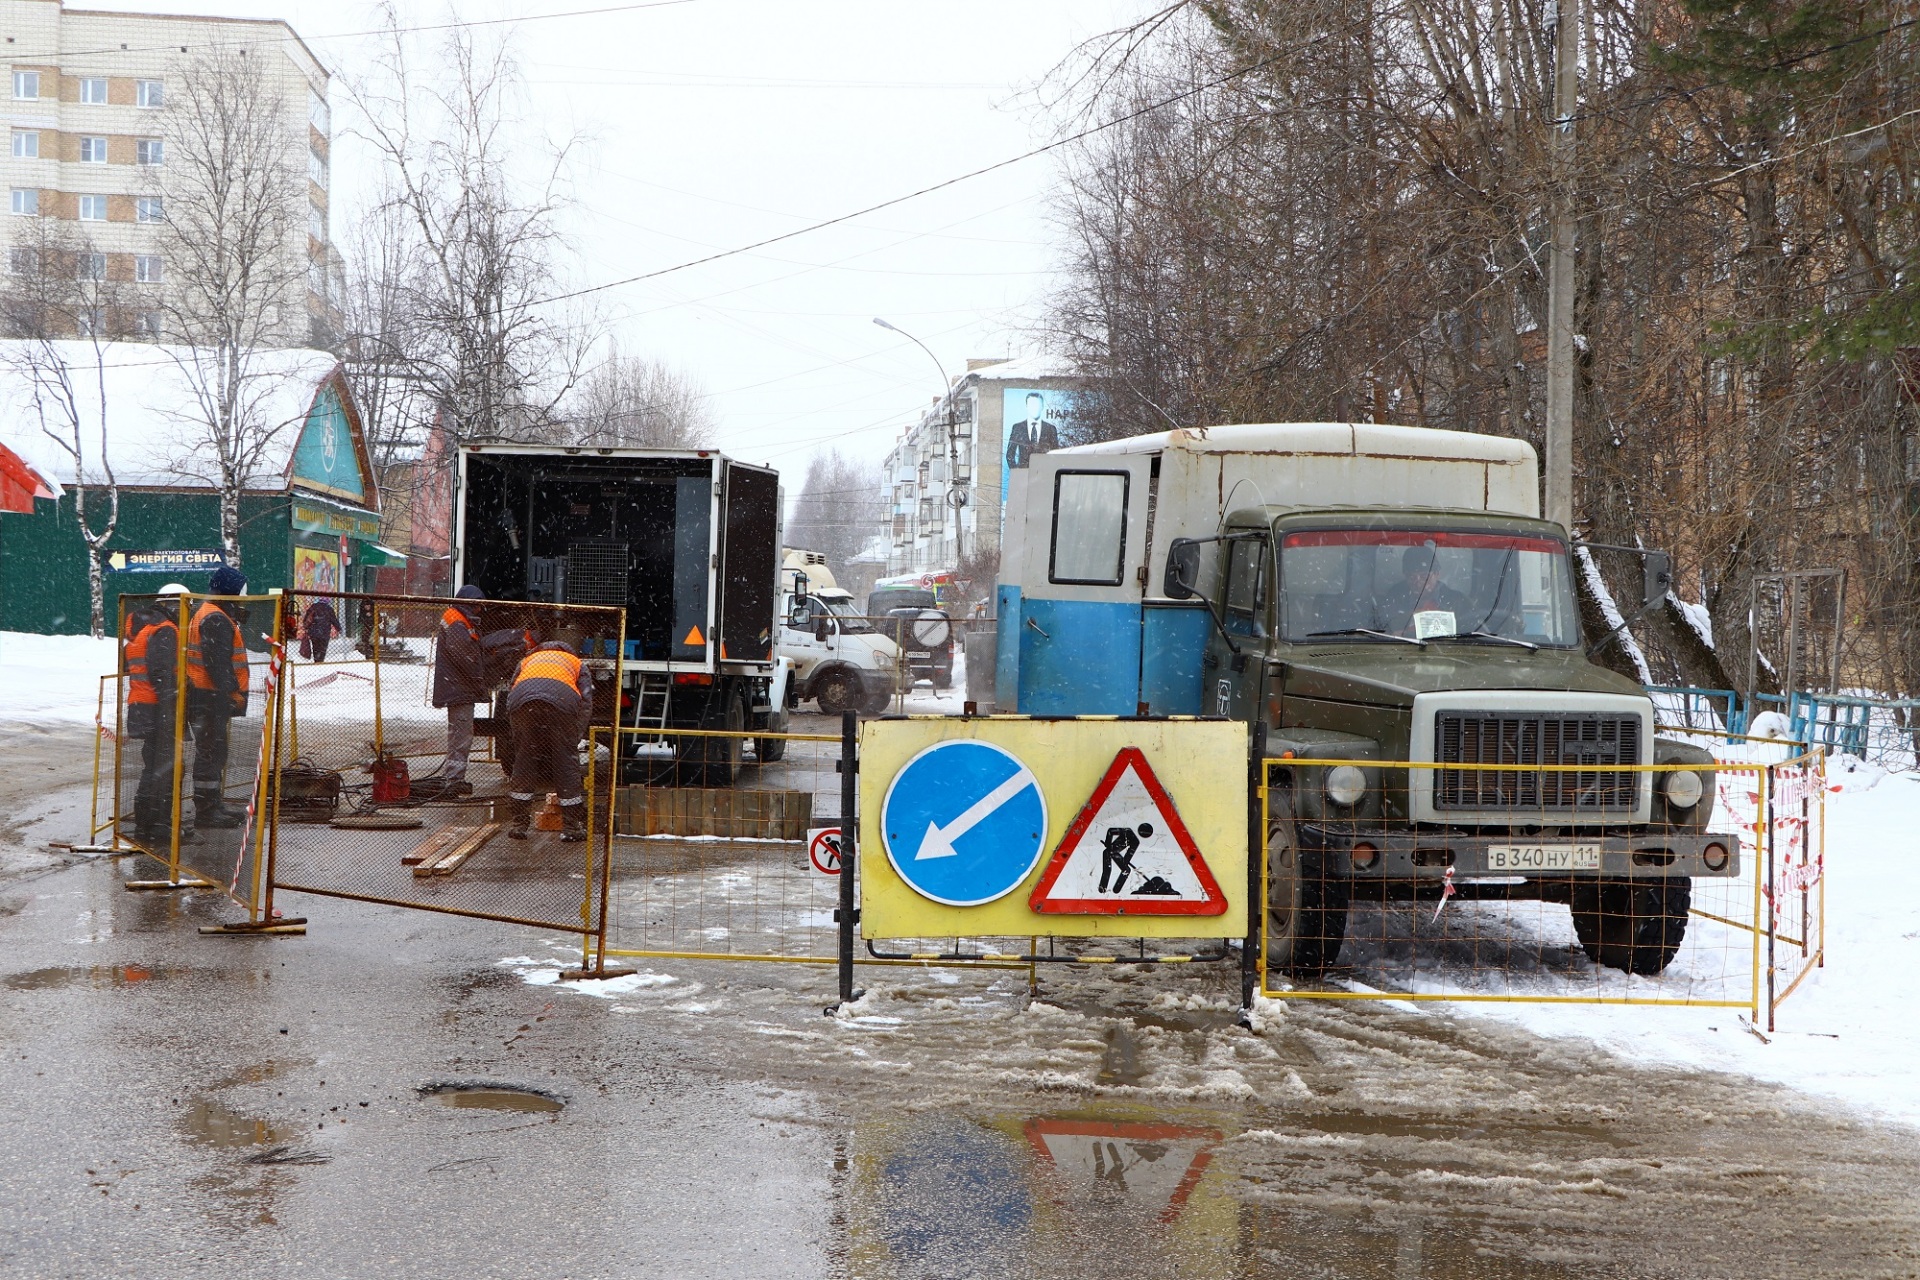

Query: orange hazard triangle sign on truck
[[1028, 747, 1227, 915]]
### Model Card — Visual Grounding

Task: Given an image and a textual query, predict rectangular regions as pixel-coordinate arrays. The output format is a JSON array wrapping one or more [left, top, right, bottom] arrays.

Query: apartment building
[[0, 0, 329, 343], [880, 354, 1089, 576]]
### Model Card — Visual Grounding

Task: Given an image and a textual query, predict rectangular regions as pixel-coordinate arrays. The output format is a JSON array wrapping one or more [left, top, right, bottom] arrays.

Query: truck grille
[[1432, 711, 1641, 812]]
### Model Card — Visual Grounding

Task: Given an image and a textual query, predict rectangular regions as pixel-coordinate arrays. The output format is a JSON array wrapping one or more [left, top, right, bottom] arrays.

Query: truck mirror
[[786, 599, 810, 627], [1643, 550, 1673, 609], [1164, 539, 1200, 600], [815, 617, 832, 643]]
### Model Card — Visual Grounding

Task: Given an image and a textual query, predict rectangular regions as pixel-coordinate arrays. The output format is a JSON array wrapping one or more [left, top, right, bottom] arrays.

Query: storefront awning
[[359, 542, 409, 567], [0, 443, 59, 514]]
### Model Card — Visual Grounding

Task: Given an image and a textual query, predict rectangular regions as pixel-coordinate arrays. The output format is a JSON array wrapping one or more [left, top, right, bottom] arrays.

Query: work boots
[[194, 789, 245, 829], [504, 795, 532, 840], [560, 804, 587, 844]]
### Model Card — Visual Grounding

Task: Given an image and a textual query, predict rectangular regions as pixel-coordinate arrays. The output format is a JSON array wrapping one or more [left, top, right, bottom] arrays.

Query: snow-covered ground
[[8, 629, 1918, 1127]]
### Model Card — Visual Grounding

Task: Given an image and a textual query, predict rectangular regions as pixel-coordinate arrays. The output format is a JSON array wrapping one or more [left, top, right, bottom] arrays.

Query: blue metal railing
[[1648, 684, 1920, 769]]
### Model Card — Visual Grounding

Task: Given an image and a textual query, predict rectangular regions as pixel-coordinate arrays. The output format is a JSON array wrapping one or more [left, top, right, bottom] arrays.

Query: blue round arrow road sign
[[880, 740, 1048, 907]]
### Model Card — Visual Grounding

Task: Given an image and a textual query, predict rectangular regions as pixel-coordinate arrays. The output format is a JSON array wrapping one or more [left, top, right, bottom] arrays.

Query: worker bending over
[[504, 638, 594, 842]]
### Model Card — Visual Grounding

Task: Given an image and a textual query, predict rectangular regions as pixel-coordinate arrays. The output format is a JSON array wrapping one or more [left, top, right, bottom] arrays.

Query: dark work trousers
[[188, 705, 232, 791], [507, 702, 584, 805], [310, 633, 331, 662], [135, 710, 178, 825]]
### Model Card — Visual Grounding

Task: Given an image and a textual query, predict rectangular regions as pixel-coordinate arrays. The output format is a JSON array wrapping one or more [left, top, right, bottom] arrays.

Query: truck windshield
[[1279, 529, 1579, 647], [821, 597, 875, 634]]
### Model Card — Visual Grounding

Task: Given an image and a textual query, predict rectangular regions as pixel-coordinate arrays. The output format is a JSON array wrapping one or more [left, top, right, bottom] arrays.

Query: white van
[[777, 554, 900, 715]]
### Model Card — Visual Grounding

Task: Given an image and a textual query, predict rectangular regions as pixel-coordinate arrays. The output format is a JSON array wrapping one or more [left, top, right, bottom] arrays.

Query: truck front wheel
[[1569, 876, 1691, 976], [814, 670, 859, 716], [1265, 802, 1351, 977]]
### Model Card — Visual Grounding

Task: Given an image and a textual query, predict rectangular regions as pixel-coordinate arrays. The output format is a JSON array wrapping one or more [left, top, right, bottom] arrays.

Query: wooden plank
[[402, 828, 463, 866], [414, 823, 503, 878]]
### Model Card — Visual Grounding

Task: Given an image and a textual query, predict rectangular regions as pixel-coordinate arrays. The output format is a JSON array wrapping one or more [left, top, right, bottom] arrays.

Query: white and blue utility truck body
[[994, 423, 1538, 716]]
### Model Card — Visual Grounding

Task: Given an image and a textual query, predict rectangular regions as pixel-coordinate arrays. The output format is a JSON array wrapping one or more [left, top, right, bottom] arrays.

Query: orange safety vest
[[514, 648, 583, 693], [441, 606, 478, 639], [125, 622, 173, 705], [185, 601, 251, 694]]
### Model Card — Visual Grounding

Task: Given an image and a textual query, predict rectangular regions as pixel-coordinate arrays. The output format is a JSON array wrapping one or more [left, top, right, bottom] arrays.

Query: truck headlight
[[1663, 769, 1703, 809], [1325, 765, 1367, 808]]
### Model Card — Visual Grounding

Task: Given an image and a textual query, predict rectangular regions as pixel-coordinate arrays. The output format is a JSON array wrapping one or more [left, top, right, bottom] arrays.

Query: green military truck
[[995, 423, 1727, 977]]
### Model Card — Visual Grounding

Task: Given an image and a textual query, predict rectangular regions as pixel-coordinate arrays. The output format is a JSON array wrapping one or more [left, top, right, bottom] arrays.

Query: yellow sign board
[[859, 718, 1247, 939]]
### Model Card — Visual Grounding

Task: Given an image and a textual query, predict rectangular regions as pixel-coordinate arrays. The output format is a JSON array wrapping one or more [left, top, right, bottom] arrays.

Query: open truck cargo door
[[1003, 450, 1154, 716]]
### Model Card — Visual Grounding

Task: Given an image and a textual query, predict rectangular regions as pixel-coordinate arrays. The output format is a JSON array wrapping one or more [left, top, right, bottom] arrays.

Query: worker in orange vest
[[185, 565, 252, 830], [503, 637, 594, 841], [125, 584, 188, 845]]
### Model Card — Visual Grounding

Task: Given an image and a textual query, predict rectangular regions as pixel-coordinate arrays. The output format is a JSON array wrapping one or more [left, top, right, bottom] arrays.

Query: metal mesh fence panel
[[1256, 741, 1825, 1022], [265, 593, 622, 947], [604, 724, 847, 961], [111, 592, 283, 910]]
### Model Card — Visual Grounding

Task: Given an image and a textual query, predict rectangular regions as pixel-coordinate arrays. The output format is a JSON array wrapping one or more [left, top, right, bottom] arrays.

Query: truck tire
[[755, 733, 787, 763], [1570, 876, 1691, 976], [677, 690, 746, 787], [1265, 801, 1350, 976], [814, 670, 860, 717]]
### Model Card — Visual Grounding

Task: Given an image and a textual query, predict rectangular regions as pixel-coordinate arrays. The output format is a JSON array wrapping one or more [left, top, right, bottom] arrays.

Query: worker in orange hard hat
[[502, 638, 594, 842]]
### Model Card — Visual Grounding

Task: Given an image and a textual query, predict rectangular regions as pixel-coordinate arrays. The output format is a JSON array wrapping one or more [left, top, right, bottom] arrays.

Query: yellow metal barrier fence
[[1255, 743, 1825, 1028]]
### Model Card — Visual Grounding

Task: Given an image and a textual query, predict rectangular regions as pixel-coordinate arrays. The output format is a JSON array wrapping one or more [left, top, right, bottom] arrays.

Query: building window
[[77, 252, 106, 281], [79, 136, 108, 164], [13, 71, 39, 100], [78, 194, 107, 221], [309, 91, 329, 134], [9, 247, 36, 274], [136, 196, 163, 222], [75, 308, 102, 336], [135, 253, 163, 283], [11, 131, 37, 159], [308, 205, 325, 243], [136, 139, 163, 166], [137, 79, 163, 108], [307, 151, 328, 190], [12, 188, 39, 216], [80, 78, 108, 105], [136, 311, 164, 338]]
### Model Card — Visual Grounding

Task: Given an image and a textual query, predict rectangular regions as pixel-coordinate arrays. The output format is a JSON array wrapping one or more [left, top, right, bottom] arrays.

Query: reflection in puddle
[[4, 963, 172, 989], [419, 1083, 565, 1114], [181, 1097, 289, 1149]]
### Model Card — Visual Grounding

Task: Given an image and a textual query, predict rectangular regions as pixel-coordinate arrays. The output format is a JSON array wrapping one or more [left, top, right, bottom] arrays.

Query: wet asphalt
[[5, 848, 1920, 1280]]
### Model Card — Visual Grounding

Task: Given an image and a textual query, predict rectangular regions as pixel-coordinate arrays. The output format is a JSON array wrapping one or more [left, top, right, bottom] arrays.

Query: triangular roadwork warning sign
[[682, 624, 705, 647], [1023, 1118, 1221, 1224], [1028, 746, 1227, 915]]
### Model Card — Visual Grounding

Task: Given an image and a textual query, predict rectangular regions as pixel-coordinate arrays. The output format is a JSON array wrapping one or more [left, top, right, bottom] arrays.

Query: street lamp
[[874, 317, 965, 565]]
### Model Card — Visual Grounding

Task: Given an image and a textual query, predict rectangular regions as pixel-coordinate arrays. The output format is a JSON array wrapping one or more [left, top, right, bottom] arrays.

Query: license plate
[[1486, 843, 1601, 872]]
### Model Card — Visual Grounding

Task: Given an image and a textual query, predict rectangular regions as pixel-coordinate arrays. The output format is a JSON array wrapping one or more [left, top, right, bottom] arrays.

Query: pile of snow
[[0, 630, 121, 725]]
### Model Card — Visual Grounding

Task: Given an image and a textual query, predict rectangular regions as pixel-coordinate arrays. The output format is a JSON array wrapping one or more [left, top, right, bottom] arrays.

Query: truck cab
[[777, 552, 900, 715], [996, 424, 1725, 978]]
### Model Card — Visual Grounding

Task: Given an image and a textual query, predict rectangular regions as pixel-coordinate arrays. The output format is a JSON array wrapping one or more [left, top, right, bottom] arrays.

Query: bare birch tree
[[152, 45, 310, 568], [0, 220, 122, 635]]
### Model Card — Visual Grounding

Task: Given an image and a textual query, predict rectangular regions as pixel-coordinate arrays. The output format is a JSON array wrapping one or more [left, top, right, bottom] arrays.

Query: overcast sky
[[103, 0, 1148, 476]]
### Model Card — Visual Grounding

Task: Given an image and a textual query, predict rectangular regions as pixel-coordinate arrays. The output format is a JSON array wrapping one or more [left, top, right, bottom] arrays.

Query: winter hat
[[209, 565, 247, 596], [456, 584, 485, 600]]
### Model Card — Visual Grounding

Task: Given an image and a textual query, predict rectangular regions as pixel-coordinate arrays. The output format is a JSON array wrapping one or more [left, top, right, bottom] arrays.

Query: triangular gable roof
[[0, 341, 374, 508]]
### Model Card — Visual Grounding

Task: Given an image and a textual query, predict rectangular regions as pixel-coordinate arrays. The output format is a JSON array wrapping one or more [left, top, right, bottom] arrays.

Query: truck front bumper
[[1298, 821, 1740, 880]]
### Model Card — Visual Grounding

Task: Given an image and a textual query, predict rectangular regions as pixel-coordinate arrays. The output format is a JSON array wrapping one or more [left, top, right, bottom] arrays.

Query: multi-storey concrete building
[[880, 354, 1087, 576], [0, 0, 329, 342]]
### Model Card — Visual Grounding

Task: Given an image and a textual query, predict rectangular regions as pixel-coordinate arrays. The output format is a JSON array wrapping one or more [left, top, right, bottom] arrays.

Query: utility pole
[[1544, 0, 1579, 533]]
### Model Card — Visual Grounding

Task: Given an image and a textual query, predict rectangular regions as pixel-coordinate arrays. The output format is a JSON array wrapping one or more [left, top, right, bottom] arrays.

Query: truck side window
[[1048, 470, 1129, 586], [1224, 537, 1268, 636]]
